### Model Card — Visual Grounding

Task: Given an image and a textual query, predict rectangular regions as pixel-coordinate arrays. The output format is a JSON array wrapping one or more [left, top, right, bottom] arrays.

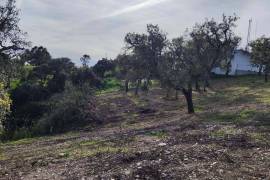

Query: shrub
[[33, 83, 101, 135], [0, 82, 11, 127]]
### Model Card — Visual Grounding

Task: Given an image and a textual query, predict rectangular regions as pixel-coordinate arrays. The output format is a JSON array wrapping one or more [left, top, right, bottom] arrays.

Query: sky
[[16, 0, 270, 65]]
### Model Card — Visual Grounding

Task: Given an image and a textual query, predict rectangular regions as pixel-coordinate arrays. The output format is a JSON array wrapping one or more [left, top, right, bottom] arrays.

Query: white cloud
[[102, 0, 172, 18], [16, 0, 270, 65]]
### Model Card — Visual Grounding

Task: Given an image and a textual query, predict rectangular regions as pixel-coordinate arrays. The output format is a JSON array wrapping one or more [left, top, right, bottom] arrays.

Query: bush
[[33, 83, 101, 135], [2, 83, 49, 136]]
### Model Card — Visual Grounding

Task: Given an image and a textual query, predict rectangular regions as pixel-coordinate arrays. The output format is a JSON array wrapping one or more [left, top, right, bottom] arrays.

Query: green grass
[[146, 130, 168, 139], [203, 109, 257, 124], [4, 138, 35, 146], [249, 132, 270, 144], [58, 139, 129, 159], [209, 75, 270, 104], [98, 77, 122, 94], [210, 126, 241, 138]]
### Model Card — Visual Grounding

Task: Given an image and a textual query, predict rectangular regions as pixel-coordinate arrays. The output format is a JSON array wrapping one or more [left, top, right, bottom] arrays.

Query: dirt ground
[[0, 76, 270, 180]]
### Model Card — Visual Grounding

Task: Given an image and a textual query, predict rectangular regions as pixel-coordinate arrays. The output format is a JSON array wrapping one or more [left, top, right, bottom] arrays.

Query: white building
[[212, 49, 260, 76]]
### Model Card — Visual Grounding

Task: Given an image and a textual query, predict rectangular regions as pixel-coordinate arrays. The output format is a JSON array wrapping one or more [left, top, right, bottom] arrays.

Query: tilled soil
[[0, 88, 270, 180]]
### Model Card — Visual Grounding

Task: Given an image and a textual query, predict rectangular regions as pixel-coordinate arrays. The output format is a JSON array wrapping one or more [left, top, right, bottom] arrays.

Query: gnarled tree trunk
[[125, 80, 129, 93], [182, 84, 194, 114], [175, 90, 179, 100], [258, 65, 263, 76], [135, 79, 141, 95]]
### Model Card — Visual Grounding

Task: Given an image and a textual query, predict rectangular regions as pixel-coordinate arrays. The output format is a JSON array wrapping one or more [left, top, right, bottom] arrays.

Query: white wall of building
[[212, 50, 260, 76]]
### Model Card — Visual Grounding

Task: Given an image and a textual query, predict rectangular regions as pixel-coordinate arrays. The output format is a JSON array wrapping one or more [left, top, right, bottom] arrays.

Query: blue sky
[[17, 0, 270, 65]]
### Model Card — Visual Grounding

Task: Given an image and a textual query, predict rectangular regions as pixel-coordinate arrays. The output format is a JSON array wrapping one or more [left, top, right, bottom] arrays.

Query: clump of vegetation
[[146, 130, 168, 139], [0, 83, 11, 127], [33, 83, 100, 135]]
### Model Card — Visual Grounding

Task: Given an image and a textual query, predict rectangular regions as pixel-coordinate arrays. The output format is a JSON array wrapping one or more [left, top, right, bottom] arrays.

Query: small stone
[[59, 153, 66, 157], [124, 170, 131, 175], [158, 143, 167, 146]]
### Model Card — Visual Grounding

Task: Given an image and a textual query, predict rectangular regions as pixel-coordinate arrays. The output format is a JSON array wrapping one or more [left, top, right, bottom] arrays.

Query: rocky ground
[[0, 76, 270, 179]]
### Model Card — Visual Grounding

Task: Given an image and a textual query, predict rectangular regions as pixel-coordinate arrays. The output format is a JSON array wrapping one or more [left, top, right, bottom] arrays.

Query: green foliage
[[1, 46, 103, 140], [71, 67, 102, 88], [99, 77, 121, 93], [250, 36, 270, 80], [0, 82, 11, 126], [33, 83, 100, 135], [22, 46, 51, 66], [93, 58, 116, 78]]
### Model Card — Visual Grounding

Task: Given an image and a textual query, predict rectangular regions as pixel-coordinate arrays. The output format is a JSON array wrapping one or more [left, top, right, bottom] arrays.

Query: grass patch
[[59, 139, 129, 159], [5, 138, 35, 146], [204, 109, 257, 124], [0, 145, 5, 160], [98, 77, 122, 94], [253, 112, 270, 126], [146, 130, 168, 139], [194, 106, 204, 113], [249, 133, 270, 145], [79, 140, 100, 146], [210, 126, 241, 138]]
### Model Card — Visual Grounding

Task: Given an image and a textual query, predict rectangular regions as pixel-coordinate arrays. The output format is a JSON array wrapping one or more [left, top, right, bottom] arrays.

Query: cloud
[[102, 0, 171, 18], [16, 0, 270, 65]]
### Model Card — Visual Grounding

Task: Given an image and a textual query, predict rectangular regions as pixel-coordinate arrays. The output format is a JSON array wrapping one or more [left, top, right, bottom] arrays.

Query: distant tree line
[[0, 0, 117, 140]]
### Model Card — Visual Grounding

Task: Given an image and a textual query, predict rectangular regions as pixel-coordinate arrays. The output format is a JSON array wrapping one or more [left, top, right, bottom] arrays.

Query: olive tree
[[190, 14, 241, 88], [159, 37, 203, 113], [124, 24, 167, 94], [250, 37, 270, 82]]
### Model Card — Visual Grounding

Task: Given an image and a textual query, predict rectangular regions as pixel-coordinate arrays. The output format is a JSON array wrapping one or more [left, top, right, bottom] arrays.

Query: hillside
[[0, 76, 270, 179]]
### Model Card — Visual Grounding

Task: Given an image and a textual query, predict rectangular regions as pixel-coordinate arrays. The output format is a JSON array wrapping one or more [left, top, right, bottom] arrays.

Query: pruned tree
[[123, 24, 167, 94], [116, 53, 148, 95], [159, 37, 202, 113], [250, 36, 270, 82], [115, 54, 131, 93], [190, 14, 241, 88]]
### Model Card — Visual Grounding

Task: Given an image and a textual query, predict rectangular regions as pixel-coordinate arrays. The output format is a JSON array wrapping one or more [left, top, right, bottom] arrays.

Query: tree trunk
[[166, 88, 170, 99], [175, 90, 179, 100], [258, 65, 263, 76], [142, 79, 149, 91], [205, 79, 210, 88], [225, 61, 231, 78], [265, 73, 268, 83], [195, 79, 201, 92], [135, 79, 141, 95], [182, 84, 195, 114], [225, 68, 230, 78], [125, 80, 129, 93]]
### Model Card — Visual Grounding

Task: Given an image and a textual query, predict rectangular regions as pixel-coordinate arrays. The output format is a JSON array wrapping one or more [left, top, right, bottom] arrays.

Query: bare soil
[[0, 76, 270, 180]]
